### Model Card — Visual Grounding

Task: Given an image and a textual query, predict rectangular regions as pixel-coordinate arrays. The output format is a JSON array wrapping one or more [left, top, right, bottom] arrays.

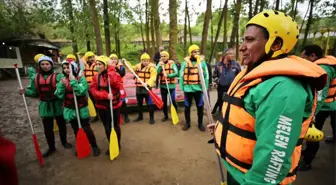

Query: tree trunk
[[248, 0, 253, 19], [89, 0, 103, 55], [211, 15, 214, 48], [66, 0, 78, 53], [150, 4, 156, 56], [86, 34, 91, 51], [253, 0, 260, 15], [152, 0, 161, 49], [169, 0, 178, 61], [222, 0, 228, 49], [292, 0, 298, 19], [82, 0, 90, 52], [103, 0, 111, 56], [138, 0, 146, 51], [302, 0, 314, 47], [275, 0, 280, 10], [259, 0, 265, 12], [184, 0, 188, 56], [145, 0, 150, 53], [200, 0, 212, 55], [209, 0, 227, 64], [229, 0, 242, 48], [186, 3, 192, 44]]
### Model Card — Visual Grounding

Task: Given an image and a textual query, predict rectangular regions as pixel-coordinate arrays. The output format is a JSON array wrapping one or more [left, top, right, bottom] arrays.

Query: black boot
[[198, 124, 206, 132], [182, 123, 191, 131], [161, 116, 168, 122], [123, 114, 130, 123], [43, 148, 56, 158], [62, 142, 73, 149], [105, 149, 110, 156], [133, 116, 143, 122], [325, 136, 335, 143], [149, 118, 155, 124], [93, 147, 101, 157]]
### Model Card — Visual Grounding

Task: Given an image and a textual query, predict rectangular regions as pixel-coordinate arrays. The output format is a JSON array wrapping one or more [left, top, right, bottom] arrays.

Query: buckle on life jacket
[[222, 93, 244, 108]]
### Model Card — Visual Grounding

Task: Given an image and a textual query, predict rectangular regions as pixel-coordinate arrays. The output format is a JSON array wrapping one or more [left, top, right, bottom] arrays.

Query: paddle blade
[[88, 97, 97, 117], [53, 119, 58, 132], [221, 182, 227, 185], [32, 134, 44, 166], [109, 128, 120, 160], [76, 128, 91, 159], [148, 90, 164, 109], [171, 105, 179, 125]]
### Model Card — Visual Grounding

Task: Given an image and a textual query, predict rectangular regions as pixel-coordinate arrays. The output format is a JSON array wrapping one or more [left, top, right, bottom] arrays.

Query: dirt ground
[[0, 77, 335, 185]]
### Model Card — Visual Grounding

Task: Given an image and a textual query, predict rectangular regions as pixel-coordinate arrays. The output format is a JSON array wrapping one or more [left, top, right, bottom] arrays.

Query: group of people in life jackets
[[16, 9, 335, 185]]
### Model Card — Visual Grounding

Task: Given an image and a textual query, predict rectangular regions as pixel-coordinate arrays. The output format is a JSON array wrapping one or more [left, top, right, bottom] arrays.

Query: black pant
[[212, 85, 229, 112], [302, 110, 334, 164], [160, 88, 178, 117], [121, 101, 128, 117], [184, 92, 204, 125], [330, 111, 336, 137], [98, 108, 121, 148], [42, 115, 68, 150], [136, 92, 154, 120], [69, 118, 97, 148]]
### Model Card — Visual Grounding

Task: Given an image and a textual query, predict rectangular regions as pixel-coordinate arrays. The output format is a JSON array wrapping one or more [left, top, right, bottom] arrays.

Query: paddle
[[107, 76, 120, 160], [161, 65, 179, 125], [197, 61, 226, 185], [68, 61, 91, 159], [88, 97, 97, 117], [14, 64, 44, 167], [123, 61, 164, 109]]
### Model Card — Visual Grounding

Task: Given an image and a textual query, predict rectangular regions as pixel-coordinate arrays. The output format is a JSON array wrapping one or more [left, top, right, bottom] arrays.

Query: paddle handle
[[123, 61, 150, 91], [107, 77, 114, 129], [197, 63, 213, 123], [161, 65, 173, 106], [14, 64, 35, 134], [69, 63, 82, 129]]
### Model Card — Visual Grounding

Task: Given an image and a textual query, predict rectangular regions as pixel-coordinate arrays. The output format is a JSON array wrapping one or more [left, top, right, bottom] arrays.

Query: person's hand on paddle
[[207, 123, 216, 135], [107, 58, 113, 66], [108, 93, 113, 100], [159, 61, 164, 66], [18, 88, 26, 95], [69, 74, 75, 81], [61, 78, 67, 85], [121, 58, 127, 63]]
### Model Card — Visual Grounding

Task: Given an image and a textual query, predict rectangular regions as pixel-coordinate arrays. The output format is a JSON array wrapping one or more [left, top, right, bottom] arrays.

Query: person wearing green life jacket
[[54, 58, 101, 157], [27, 53, 44, 81], [207, 10, 327, 185], [156, 51, 179, 122], [19, 56, 72, 158], [298, 44, 336, 171], [179, 44, 209, 132]]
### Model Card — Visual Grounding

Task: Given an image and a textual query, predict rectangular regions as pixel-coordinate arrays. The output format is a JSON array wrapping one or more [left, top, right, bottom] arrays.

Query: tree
[[103, 0, 111, 55], [200, 0, 212, 55], [253, 0, 260, 15], [150, 2, 156, 56], [152, 0, 161, 50], [302, 0, 314, 47], [222, 0, 229, 49], [186, 2, 192, 44], [145, 0, 150, 52], [184, 0, 188, 56], [89, 0, 103, 55], [65, 0, 78, 53], [259, 0, 265, 12], [169, 0, 178, 61], [248, 0, 253, 19], [138, 0, 146, 51], [275, 0, 280, 10], [229, 0, 242, 48]]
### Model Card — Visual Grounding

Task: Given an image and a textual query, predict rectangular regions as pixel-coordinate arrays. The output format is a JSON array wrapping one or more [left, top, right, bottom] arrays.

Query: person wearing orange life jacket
[[298, 44, 336, 171], [156, 51, 179, 122], [55, 59, 100, 156], [109, 53, 130, 123], [124, 53, 157, 124], [179, 44, 209, 132], [207, 10, 327, 185], [19, 56, 72, 158], [89, 56, 123, 155]]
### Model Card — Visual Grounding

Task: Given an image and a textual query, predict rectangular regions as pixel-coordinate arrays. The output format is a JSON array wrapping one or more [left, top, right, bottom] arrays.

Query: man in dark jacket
[[211, 48, 241, 114]]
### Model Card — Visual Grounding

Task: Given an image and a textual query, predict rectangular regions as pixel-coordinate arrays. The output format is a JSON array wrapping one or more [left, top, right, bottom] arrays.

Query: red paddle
[[14, 64, 44, 167]]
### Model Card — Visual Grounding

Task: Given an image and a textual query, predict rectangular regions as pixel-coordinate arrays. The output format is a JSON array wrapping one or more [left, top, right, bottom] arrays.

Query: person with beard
[[109, 54, 130, 123], [124, 53, 157, 124], [179, 44, 209, 132], [207, 10, 327, 185], [90, 56, 123, 155], [19, 56, 72, 158], [156, 51, 179, 122], [211, 48, 241, 114], [54, 56, 100, 157]]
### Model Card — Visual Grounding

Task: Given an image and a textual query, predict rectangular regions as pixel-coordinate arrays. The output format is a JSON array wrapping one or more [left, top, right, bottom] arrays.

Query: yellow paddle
[[161, 65, 179, 125], [108, 76, 119, 160], [88, 97, 97, 117], [53, 119, 59, 132]]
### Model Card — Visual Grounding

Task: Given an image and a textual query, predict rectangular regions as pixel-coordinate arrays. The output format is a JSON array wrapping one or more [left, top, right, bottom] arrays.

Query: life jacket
[[214, 56, 327, 185], [63, 77, 88, 109], [84, 62, 98, 84], [160, 60, 177, 84], [183, 57, 200, 84], [314, 55, 336, 103], [96, 73, 121, 108], [34, 73, 57, 101], [135, 63, 155, 86]]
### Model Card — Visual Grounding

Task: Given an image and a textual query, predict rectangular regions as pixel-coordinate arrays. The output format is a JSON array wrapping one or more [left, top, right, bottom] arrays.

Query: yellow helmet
[[160, 51, 169, 58], [141, 53, 150, 61], [66, 54, 77, 61], [188, 44, 200, 55], [34, 54, 44, 63], [109, 54, 118, 59], [246, 10, 299, 58], [84, 51, 95, 59], [96, 55, 108, 67], [304, 124, 324, 142]]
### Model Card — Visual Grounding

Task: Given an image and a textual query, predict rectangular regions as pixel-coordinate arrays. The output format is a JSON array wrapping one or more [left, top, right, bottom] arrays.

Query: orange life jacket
[[35, 73, 57, 101], [183, 57, 200, 84], [97, 73, 121, 108], [63, 77, 88, 109], [84, 62, 98, 84], [214, 56, 327, 185], [314, 55, 336, 103], [160, 60, 177, 84], [135, 64, 155, 86]]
